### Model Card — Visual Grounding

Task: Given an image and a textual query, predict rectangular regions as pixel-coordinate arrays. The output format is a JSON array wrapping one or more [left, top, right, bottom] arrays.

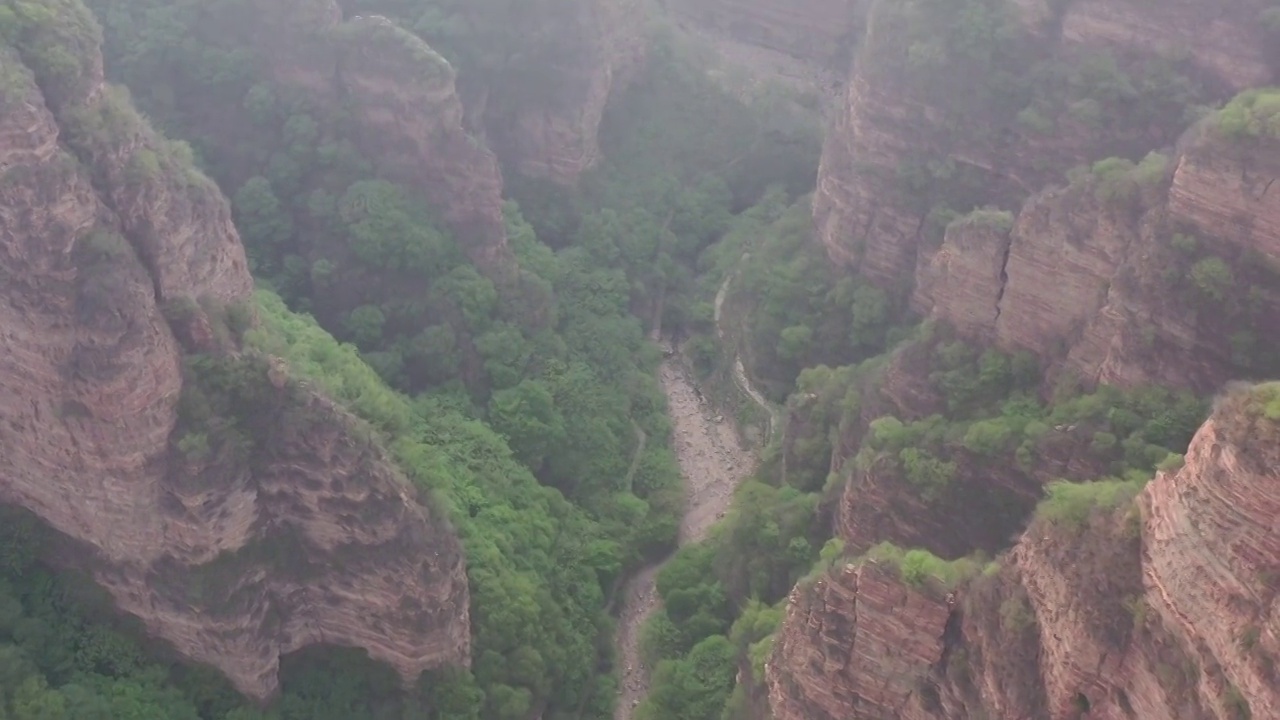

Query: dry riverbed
[[612, 356, 758, 720]]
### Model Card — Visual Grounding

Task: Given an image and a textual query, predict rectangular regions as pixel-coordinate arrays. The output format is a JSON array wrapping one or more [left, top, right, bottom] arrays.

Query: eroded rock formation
[[915, 122, 1280, 393], [0, 6, 469, 699], [766, 561, 952, 720], [486, 0, 648, 184], [767, 384, 1280, 720], [814, 0, 1275, 293], [245, 0, 514, 275]]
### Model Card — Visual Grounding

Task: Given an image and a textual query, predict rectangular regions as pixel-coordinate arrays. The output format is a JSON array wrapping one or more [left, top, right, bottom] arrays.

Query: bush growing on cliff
[[1189, 256, 1235, 304], [1215, 89, 1280, 140], [1090, 152, 1168, 204], [948, 207, 1015, 234], [1034, 477, 1147, 530], [864, 542, 982, 591]]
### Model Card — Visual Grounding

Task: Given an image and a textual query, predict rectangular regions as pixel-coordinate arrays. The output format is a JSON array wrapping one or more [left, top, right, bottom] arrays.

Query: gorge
[[0, 0, 1277, 718]]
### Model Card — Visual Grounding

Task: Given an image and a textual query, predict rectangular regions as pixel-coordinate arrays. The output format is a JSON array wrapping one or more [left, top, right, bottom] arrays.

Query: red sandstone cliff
[[667, 0, 860, 71], [0, 4, 469, 699], [915, 119, 1280, 393], [244, 0, 513, 276], [814, 0, 1274, 292], [767, 383, 1280, 720], [485, 0, 648, 184]]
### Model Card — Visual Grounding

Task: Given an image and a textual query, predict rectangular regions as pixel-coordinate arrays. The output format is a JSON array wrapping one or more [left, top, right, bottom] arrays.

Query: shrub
[[865, 542, 980, 590], [999, 594, 1035, 633], [1170, 232, 1198, 254], [948, 207, 1014, 234], [1189, 256, 1234, 304], [1156, 453, 1185, 473], [1223, 683, 1252, 720], [1215, 89, 1280, 140], [1034, 478, 1146, 530]]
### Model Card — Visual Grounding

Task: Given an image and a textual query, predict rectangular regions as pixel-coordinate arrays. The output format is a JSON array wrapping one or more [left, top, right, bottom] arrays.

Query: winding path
[[612, 259, 778, 720]]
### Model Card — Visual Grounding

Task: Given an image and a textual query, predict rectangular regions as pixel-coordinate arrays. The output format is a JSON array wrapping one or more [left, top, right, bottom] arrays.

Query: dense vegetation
[[1, 0, 820, 717], [1, 0, 1270, 718]]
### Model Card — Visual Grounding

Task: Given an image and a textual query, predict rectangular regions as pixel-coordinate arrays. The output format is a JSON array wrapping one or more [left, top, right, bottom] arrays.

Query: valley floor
[[613, 356, 758, 720]]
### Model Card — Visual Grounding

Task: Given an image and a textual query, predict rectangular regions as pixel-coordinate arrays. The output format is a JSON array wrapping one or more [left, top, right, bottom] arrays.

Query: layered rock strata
[[666, 0, 861, 71], [489, 0, 648, 183], [245, 0, 513, 275], [767, 383, 1280, 719], [0, 5, 469, 699], [814, 0, 1274, 293], [915, 123, 1280, 393]]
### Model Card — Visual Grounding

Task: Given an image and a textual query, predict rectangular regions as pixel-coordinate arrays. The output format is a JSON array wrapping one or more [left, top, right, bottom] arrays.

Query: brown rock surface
[[244, 0, 513, 276], [0, 18, 469, 700], [916, 124, 1280, 392], [814, 0, 1273, 294], [332, 16, 513, 274], [767, 386, 1280, 720], [1058, 0, 1272, 89], [766, 561, 952, 720], [667, 0, 860, 69], [493, 0, 647, 184]]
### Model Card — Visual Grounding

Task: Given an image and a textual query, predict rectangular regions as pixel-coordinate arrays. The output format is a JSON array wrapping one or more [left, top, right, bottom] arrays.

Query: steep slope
[[814, 0, 1274, 293], [483, 0, 648, 183], [0, 0, 469, 700], [766, 382, 1279, 720], [247, 0, 514, 276], [665, 0, 861, 86], [915, 99, 1280, 392]]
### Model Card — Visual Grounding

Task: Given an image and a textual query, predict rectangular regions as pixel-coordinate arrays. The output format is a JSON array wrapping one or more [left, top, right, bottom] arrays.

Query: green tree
[[231, 177, 292, 269], [487, 380, 566, 472]]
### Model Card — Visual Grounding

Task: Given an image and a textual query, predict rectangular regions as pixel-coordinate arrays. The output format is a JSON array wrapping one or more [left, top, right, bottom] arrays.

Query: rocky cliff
[[814, 0, 1275, 295], [484, 0, 647, 184], [915, 112, 1280, 393], [0, 1, 469, 699], [767, 383, 1280, 720], [239, 0, 513, 276]]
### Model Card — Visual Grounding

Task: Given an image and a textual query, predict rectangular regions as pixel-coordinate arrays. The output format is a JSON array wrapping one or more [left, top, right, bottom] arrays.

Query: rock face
[[246, 0, 513, 276], [916, 123, 1280, 393], [332, 17, 513, 273], [767, 384, 1280, 719], [1057, 0, 1273, 90], [487, 0, 647, 184], [814, 0, 1274, 295], [766, 561, 952, 720], [0, 5, 469, 700]]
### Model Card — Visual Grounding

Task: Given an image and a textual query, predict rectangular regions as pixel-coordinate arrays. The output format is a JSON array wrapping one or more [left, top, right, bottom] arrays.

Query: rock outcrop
[[0, 3, 469, 699], [766, 561, 952, 720], [332, 16, 513, 273], [915, 118, 1280, 393], [814, 0, 1274, 295], [243, 0, 513, 276], [485, 0, 647, 184], [767, 383, 1280, 720]]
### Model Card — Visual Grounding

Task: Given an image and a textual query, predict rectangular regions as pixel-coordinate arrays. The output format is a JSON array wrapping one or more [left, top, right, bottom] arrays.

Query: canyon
[[0, 5, 469, 700], [760, 0, 1280, 717], [0, 0, 1278, 714], [766, 383, 1280, 720]]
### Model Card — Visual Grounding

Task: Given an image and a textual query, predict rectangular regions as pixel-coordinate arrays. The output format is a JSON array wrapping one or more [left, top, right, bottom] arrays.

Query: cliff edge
[[0, 0, 469, 699], [766, 383, 1279, 720]]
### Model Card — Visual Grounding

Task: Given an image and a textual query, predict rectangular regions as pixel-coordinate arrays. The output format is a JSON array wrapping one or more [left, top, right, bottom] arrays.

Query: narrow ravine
[[613, 259, 775, 720], [613, 355, 758, 720]]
